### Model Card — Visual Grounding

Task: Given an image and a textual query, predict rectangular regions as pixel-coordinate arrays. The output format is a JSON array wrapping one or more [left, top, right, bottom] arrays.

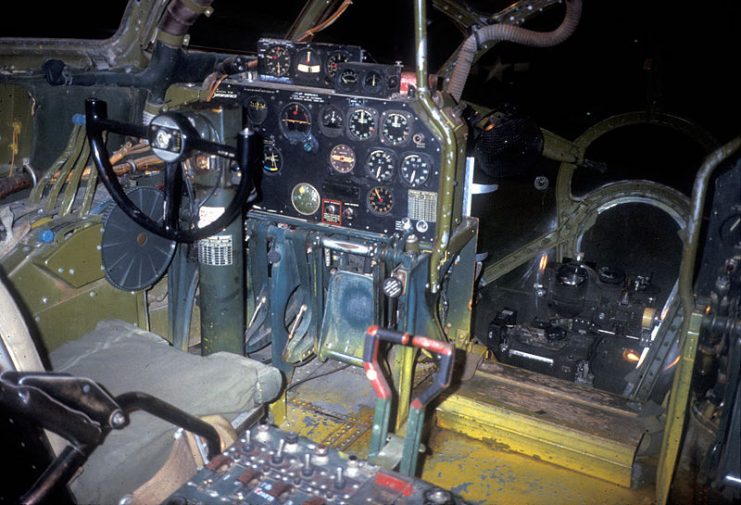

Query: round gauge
[[720, 213, 741, 246], [348, 108, 376, 140], [400, 153, 431, 187], [366, 149, 396, 182], [280, 102, 312, 141], [381, 111, 411, 145], [320, 105, 344, 136], [295, 48, 321, 75], [364, 71, 384, 94], [291, 183, 321, 216], [263, 145, 282, 174], [339, 68, 359, 86], [367, 186, 394, 215], [326, 50, 351, 78], [246, 96, 268, 125], [265, 45, 291, 77], [329, 144, 356, 174]]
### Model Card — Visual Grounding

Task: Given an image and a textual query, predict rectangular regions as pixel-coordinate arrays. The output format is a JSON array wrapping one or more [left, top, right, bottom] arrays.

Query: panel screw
[[110, 411, 126, 428]]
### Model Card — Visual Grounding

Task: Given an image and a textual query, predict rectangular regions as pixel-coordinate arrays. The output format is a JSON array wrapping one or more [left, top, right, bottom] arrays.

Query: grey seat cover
[[50, 320, 282, 505]]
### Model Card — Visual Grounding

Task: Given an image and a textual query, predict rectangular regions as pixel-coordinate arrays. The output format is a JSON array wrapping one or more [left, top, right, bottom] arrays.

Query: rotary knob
[[382, 276, 404, 298]]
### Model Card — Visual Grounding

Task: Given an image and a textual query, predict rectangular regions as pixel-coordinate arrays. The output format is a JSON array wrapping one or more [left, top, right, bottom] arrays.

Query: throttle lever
[[362, 325, 454, 477]]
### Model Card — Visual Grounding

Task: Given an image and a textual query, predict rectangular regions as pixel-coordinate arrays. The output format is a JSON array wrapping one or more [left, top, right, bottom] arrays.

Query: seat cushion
[[50, 320, 282, 505]]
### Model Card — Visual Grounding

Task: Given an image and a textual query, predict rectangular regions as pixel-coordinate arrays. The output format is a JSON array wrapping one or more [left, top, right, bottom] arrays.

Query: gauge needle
[[374, 188, 382, 202], [410, 170, 416, 182], [376, 166, 382, 179]]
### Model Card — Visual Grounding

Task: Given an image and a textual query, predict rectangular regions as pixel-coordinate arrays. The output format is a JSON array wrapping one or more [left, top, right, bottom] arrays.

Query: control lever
[[0, 371, 221, 505], [362, 326, 454, 477]]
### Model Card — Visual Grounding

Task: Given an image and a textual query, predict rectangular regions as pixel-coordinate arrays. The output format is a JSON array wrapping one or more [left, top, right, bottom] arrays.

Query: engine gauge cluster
[[257, 39, 363, 87], [335, 62, 402, 99]]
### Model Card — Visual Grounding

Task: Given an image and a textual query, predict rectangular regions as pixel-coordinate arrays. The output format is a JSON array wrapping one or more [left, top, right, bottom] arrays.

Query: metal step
[[436, 362, 649, 487]]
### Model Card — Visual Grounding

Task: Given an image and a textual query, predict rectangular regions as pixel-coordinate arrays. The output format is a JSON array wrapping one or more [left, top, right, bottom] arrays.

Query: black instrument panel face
[[258, 38, 364, 88], [215, 81, 441, 241]]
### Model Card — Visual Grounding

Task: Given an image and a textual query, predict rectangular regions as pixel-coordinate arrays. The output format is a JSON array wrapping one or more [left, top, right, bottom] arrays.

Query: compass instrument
[[246, 96, 268, 125]]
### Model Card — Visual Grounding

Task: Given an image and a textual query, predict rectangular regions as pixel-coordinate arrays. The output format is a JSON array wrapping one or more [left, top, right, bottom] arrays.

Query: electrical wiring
[[296, 0, 353, 43], [287, 362, 352, 391]]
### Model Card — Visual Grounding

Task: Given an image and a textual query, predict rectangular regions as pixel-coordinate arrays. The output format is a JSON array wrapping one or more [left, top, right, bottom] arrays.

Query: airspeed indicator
[[348, 108, 376, 140], [381, 111, 411, 146]]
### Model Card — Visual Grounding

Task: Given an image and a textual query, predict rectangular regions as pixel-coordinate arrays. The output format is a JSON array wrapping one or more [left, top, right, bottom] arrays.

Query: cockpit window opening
[[188, 0, 306, 53], [0, 1, 128, 39]]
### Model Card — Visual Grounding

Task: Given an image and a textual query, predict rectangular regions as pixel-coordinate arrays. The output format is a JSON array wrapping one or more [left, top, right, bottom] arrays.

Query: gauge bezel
[[380, 110, 413, 146], [294, 47, 322, 75], [363, 70, 384, 95], [346, 107, 378, 141], [337, 68, 360, 93], [291, 182, 321, 216], [366, 186, 395, 216], [245, 96, 269, 126], [399, 152, 433, 188], [279, 102, 313, 142], [329, 144, 356, 174], [264, 45, 292, 78], [326, 50, 351, 78], [365, 148, 397, 182], [262, 144, 282, 175], [319, 104, 345, 138]]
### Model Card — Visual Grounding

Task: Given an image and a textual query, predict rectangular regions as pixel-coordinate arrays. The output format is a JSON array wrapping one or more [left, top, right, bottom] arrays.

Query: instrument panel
[[257, 38, 364, 89], [214, 42, 441, 242]]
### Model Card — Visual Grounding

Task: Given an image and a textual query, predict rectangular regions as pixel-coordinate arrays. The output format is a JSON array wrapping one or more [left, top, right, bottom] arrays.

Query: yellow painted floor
[[422, 429, 655, 505], [278, 358, 657, 505]]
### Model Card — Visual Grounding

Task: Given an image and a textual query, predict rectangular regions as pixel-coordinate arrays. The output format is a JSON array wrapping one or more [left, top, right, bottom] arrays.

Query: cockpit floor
[[277, 357, 657, 505]]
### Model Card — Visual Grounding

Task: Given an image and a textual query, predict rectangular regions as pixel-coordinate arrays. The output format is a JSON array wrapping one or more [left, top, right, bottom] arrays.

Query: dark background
[[4, 0, 740, 146]]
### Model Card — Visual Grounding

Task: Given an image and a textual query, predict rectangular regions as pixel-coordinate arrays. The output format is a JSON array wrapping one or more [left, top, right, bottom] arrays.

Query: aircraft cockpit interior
[[1, 1, 740, 504]]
